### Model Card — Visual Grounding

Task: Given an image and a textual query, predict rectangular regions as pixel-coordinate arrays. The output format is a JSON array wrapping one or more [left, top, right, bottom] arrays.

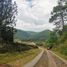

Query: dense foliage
[[46, 0, 67, 58], [49, 0, 67, 30], [0, 0, 17, 43]]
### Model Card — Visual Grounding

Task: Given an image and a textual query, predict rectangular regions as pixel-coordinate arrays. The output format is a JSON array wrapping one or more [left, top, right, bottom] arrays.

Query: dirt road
[[34, 49, 67, 67], [23, 48, 44, 67], [34, 50, 48, 67], [0, 49, 67, 67]]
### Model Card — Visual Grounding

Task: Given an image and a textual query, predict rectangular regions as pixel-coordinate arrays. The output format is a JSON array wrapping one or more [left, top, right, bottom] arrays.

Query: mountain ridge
[[14, 29, 51, 41]]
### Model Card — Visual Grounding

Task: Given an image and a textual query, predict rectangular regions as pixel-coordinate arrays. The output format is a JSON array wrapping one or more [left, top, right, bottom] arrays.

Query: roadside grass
[[52, 40, 67, 60], [51, 50, 67, 67], [0, 48, 41, 67], [52, 50, 67, 60], [52, 45, 67, 60]]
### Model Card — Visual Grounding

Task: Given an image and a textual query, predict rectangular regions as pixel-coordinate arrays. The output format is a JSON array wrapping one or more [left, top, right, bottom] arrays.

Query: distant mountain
[[14, 29, 51, 41], [14, 29, 31, 40], [31, 30, 51, 41], [26, 31, 37, 36]]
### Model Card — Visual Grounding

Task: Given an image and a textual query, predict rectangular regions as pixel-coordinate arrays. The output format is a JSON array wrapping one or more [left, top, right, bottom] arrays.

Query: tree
[[46, 31, 58, 49], [0, 0, 17, 42], [49, 0, 67, 30]]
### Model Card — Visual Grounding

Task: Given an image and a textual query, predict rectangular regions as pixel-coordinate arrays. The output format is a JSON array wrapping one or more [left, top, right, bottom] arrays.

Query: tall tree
[[0, 0, 17, 42], [49, 0, 67, 30]]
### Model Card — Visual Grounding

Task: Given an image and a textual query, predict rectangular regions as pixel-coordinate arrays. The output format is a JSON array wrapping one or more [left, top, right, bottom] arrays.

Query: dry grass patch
[[0, 48, 41, 67]]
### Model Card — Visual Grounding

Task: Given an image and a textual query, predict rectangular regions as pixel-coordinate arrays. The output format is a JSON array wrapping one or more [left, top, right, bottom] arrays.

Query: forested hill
[[14, 29, 51, 41]]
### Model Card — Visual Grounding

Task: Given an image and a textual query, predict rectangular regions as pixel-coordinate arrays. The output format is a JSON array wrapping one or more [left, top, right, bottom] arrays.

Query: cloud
[[14, 0, 58, 32], [15, 19, 55, 32]]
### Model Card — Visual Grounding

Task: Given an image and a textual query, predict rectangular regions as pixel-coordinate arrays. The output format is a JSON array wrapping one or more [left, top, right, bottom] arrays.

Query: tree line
[[46, 0, 67, 49], [0, 0, 17, 43]]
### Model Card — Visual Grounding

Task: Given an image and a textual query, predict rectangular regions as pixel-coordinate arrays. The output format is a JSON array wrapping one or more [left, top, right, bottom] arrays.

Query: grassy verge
[[52, 50, 67, 60], [0, 48, 41, 67], [52, 41, 67, 60]]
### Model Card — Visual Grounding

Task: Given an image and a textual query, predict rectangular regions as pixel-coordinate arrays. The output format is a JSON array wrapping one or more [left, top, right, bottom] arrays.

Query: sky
[[14, 0, 58, 32]]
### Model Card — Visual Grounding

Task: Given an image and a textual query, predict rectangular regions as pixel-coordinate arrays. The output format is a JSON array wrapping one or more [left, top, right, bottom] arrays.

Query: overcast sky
[[14, 0, 58, 32]]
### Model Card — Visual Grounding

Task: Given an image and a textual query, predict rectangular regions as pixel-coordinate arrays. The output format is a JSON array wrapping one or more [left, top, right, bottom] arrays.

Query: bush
[[0, 42, 38, 53], [60, 44, 67, 55]]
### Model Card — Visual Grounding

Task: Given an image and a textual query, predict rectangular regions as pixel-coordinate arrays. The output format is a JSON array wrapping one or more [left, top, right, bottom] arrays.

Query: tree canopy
[[49, 0, 67, 30], [0, 0, 17, 43]]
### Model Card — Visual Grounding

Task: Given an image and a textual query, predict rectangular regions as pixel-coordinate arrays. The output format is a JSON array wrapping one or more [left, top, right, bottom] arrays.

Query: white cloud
[[15, 19, 55, 32], [14, 0, 58, 32]]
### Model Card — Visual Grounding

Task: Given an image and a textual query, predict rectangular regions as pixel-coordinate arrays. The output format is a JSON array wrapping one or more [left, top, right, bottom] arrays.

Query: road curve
[[35, 49, 67, 67], [23, 48, 67, 67], [34, 49, 57, 67]]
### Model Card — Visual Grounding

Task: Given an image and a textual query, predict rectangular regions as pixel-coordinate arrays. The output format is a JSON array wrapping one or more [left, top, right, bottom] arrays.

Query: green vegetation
[[49, 0, 67, 30], [45, 26, 67, 60], [45, 31, 58, 48], [0, 1, 41, 65], [14, 29, 31, 40], [0, 0, 17, 43], [0, 0, 67, 66], [31, 30, 51, 41], [52, 32, 67, 60], [14, 29, 51, 41], [0, 42, 38, 53], [0, 48, 41, 66], [46, 0, 67, 60]]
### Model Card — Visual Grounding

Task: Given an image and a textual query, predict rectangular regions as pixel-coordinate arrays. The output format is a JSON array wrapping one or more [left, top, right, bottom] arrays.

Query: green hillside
[[14, 29, 31, 40], [31, 30, 51, 41], [14, 29, 51, 41]]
